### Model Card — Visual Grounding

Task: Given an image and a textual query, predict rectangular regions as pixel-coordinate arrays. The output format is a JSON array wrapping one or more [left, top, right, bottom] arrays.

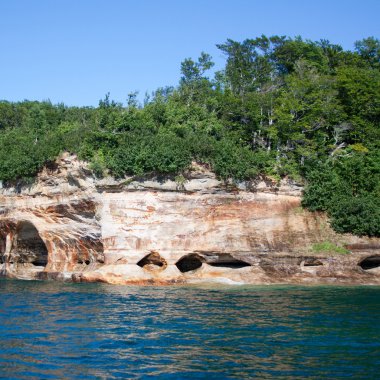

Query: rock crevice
[[0, 153, 379, 285]]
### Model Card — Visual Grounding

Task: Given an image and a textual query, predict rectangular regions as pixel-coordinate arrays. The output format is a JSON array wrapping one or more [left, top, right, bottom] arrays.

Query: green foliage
[[329, 194, 380, 237], [354, 37, 380, 68], [104, 132, 192, 177], [212, 139, 274, 180], [0, 126, 61, 181], [0, 34, 379, 237], [89, 151, 108, 178], [312, 241, 350, 254], [303, 151, 380, 236], [212, 140, 257, 180], [302, 163, 344, 211]]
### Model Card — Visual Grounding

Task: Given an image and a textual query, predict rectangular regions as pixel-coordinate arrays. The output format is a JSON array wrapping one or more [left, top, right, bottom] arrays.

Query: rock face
[[1, 153, 380, 285]]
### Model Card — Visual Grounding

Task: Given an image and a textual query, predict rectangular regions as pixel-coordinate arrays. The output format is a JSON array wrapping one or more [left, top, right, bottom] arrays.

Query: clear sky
[[1, 0, 379, 106]]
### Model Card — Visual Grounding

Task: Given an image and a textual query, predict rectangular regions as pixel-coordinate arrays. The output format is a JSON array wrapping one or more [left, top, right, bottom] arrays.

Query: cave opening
[[12, 222, 48, 266], [207, 255, 251, 269], [303, 258, 323, 267], [176, 254, 204, 273], [0, 235, 5, 264], [78, 259, 91, 265], [208, 261, 251, 268], [76, 236, 105, 265], [137, 252, 167, 270], [359, 256, 380, 270]]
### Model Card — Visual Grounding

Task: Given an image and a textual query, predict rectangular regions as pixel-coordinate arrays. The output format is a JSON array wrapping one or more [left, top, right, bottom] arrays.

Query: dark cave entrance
[[303, 258, 324, 267], [12, 222, 48, 266], [359, 256, 380, 270], [208, 258, 251, 268], [176, 254, 204, 273], [0, 234, 6, 264], [137, 252, 167, 270]]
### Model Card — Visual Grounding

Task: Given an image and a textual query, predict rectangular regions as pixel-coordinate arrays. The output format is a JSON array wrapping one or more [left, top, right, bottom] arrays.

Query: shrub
[[329, 194, 380, 237], [312, 241, 350, 254]]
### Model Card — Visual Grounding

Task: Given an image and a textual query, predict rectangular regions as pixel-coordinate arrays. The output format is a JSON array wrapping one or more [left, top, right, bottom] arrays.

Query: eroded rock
[[0, 153, 380, 285]]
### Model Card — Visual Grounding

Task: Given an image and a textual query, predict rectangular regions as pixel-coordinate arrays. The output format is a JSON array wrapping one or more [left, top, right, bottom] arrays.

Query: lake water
[[0, 280, 379, 379]]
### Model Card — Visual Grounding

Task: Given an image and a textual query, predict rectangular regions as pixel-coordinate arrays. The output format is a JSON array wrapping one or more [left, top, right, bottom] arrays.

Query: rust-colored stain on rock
[[0, 154, 379, 285]]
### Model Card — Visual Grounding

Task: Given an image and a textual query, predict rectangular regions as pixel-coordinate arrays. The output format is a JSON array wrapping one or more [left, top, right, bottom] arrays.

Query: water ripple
[[0, 280, 380, 379]]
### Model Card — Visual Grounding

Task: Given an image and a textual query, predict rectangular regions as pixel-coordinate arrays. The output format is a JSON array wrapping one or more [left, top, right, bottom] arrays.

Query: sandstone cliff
[[1, 153, 379, 285]]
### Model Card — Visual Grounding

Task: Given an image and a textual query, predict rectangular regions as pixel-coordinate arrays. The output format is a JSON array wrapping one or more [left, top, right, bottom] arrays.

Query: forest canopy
[[0, 35, 379, 236]]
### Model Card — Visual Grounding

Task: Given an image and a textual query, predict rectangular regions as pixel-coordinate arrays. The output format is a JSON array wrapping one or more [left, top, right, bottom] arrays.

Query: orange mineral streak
[[0, 153, 379, 285]]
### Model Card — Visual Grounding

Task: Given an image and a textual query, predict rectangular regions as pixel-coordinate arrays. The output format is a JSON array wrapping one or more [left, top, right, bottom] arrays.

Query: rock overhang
[[0, 153, 379, 285]]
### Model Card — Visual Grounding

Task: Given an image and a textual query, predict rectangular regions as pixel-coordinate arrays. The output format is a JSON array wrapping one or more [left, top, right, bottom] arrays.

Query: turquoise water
[[0, 280, 379, 379]]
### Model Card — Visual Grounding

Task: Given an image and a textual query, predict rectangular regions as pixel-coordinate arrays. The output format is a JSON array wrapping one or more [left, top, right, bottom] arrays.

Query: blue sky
[[1, 0, 379, 106]]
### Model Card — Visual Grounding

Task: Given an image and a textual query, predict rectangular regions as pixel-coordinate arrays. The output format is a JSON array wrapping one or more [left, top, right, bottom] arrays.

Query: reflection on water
[[0, 280, 380, 379]]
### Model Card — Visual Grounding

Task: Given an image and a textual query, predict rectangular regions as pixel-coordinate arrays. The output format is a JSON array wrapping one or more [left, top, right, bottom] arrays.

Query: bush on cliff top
[[302, 150, 380, 237], [0, 35, 379, 236]]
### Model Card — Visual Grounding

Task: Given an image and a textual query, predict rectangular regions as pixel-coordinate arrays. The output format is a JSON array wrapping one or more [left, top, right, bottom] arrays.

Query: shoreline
[[1, 154, 379, 287]]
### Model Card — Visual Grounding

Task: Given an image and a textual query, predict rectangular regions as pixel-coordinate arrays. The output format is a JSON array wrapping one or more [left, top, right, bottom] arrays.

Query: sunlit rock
[[0, 153, 380, 285]]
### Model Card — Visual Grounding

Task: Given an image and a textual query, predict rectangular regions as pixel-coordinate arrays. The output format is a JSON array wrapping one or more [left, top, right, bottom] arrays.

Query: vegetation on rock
[[0, 35, 379, 236], [312, 241, 350, 255]]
